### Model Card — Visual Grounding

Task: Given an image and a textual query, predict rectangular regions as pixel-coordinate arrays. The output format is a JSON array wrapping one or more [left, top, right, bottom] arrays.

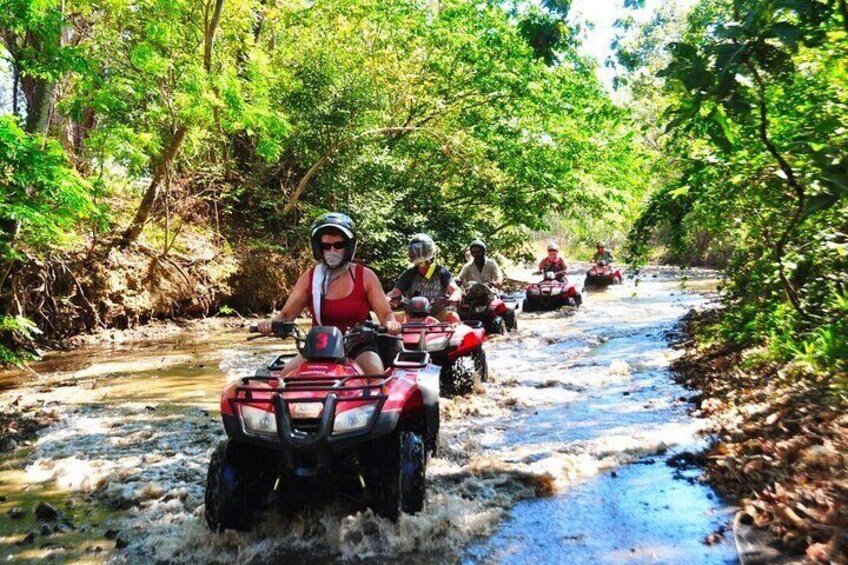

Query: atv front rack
[[232, 373, 391, 449]]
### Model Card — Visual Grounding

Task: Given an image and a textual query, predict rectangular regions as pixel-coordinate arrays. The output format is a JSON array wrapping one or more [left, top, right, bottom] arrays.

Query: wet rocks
[[35, 501, 61, 521], [16, 531, 36, 545], [702, 524, 728, 545], [666, 450, 706, 470], [8, 507, 26, 519], [116, 535, 129, 549], [1, 438, 18, 452]]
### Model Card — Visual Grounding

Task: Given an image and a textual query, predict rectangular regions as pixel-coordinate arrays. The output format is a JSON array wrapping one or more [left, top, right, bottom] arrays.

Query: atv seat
[[377, 333, 403, 368]]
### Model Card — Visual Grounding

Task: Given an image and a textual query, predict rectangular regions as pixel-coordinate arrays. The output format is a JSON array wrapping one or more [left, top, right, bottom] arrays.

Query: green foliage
[[0, 115, 96, 257], [623, 0, 848, 375], [0, 315, 39, 366], [0, 0, 655, 361]]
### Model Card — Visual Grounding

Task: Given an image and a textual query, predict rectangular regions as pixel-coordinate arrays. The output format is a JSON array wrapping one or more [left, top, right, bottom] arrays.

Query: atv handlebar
[[389, 295, 459, 311], [247, 321, 307, 343], [345, 320, 402, 341]]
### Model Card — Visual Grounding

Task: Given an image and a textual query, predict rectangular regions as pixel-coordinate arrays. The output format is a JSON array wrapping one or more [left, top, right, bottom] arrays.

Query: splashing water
[[0, 268, 736, 563]]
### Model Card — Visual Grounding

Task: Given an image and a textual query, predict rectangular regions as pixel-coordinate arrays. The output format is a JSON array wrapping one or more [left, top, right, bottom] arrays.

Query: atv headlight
[[474, 305, 487, 313], [425, 335, 450, 352], [551, 288, 562, 295], [333, 404, 376, 435], [241, 404, 277, 435], [528, 288, 539, 295]]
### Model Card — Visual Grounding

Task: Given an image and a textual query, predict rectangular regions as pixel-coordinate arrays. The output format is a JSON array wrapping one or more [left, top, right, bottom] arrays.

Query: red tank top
[[307, 264, 370, 332]]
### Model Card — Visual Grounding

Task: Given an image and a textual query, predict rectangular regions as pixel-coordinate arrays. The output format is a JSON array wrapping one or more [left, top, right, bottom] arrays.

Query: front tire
[[567, 293, 582, 308], [440, 355, 479, 396], [504, 309, 517, 331], [205, 440, 276, 532], [471, 347, 488, 383], [370, 431, 426, 520], [522, 298, 535, 313], [486, 316, 507, 336]]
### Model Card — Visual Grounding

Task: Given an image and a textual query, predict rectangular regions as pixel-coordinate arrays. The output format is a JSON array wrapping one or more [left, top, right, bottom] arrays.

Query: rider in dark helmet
[[537, 241, 567, 281], [386, 233, 462, 324], [258, 212, 401, 375], [458, 239, 503, 286]]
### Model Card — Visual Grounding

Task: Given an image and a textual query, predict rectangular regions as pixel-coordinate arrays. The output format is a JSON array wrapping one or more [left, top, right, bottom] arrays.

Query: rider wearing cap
[[592, 241, 614, 264], [257, 212, 401, 375], [458, 239, 503, 286], [387, 233, 462, 324], [538, 242, 567, 281]]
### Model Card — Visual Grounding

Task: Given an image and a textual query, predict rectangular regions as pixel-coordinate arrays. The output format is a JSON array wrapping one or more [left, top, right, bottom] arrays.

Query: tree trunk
[[204, 0, 225, 72], [281, 127, 443, 216], [11, 63, 19, 116], [24, 79, 55, 137], [120, 127, 188, 246], [746, 59, 811, 321]]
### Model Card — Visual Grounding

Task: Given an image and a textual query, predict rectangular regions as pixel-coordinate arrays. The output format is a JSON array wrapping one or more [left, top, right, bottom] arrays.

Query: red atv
[[205, 321, 440, 532], [584, 261, 623, 288], [396, 296, 488, 396], [522, 271, 582, 312], [457, 282, 517, 335]]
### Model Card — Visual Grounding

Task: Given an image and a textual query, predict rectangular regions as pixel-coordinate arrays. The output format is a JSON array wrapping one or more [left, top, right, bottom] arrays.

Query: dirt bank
[[671, 309, 848, 564]]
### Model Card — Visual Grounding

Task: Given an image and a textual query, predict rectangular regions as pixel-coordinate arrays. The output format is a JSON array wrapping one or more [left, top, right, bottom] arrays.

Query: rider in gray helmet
[[387, 233, 462, 323]]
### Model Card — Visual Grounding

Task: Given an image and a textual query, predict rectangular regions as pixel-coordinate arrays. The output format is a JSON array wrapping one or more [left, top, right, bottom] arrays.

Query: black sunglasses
[[320, 241, 348, 250]]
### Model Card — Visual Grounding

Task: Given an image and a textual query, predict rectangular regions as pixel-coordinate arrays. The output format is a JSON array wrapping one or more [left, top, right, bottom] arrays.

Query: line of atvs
[[204, 265, 622, 532]]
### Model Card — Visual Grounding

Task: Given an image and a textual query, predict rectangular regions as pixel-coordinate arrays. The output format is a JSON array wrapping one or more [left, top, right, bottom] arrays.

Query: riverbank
[[672, 309, 848, 564]]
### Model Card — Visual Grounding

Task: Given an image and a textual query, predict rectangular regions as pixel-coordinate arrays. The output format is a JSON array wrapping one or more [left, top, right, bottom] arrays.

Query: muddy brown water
[[0, 267, 737, 564]]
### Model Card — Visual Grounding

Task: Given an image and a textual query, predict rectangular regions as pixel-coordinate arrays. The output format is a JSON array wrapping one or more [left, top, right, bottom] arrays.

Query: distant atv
[[457, 282, 517, 335], [205, 322, 440, 532], [522, 272, 582, 312], [395, 296, 488, 395], [584, 261, 623, 288]]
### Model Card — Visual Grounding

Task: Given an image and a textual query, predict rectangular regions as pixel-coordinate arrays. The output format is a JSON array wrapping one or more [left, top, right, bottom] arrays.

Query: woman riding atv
[[387, 233, 462, 324], [257, 212, 401, 375], [537, 242, 568, 281]]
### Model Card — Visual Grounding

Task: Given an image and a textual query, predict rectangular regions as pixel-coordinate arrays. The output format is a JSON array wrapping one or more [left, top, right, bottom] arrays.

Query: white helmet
[[408, 233, 436, 265]]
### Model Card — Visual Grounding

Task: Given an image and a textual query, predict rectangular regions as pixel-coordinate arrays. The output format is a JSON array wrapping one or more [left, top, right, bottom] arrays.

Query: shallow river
[[0, 268, 738, 564]]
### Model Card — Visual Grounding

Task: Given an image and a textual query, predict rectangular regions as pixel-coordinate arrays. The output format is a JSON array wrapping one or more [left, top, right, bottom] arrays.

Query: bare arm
[[273, 272, 310, 321], [446, 280, 462, 302]]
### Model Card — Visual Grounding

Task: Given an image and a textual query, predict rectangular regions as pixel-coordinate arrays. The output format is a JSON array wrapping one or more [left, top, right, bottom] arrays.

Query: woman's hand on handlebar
[[385, 320, 402, 335], [256, 319, 273, 334]]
